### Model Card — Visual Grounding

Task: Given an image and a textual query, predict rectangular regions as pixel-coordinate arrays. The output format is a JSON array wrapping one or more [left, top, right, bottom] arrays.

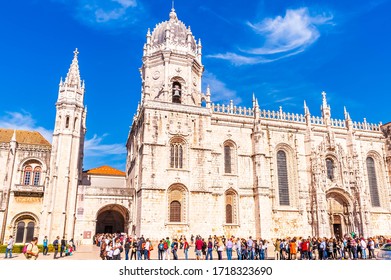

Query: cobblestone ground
[[1, 245, 380, 260]]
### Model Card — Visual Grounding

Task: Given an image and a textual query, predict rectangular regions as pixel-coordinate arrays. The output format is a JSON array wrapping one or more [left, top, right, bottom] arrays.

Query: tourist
[[163, 237, 171, 260], [53, 236, 60, 259], [194, 236, 203, 260], [5, 235, 14, 259], [158, 239, 164, 260], [124, 237, 131, 260], [206, 237, 213, 260], [60, 236, 67, 257], [226, 237, 233, 260], [171, 238, 179, 260], [25, 237, 39, 260], [183, 238, 189, 260]]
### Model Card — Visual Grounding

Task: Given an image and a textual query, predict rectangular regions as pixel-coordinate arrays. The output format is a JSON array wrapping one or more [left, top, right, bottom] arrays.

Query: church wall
[[74, 171, 130, 244], [81, 174, 126, 188]]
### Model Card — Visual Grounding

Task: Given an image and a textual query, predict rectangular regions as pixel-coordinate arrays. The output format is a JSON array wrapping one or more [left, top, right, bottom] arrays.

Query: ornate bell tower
[[41, 49, 86, 242], [140, 7, 204, 106]]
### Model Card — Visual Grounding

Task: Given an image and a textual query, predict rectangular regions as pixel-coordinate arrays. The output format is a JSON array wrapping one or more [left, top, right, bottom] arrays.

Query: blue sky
[[0, 0, 390, 171]]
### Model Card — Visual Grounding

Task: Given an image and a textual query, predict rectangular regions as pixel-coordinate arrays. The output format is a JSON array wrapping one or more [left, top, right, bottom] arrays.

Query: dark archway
[[95, 204, 129, 234], [326, 189, 353, 238]]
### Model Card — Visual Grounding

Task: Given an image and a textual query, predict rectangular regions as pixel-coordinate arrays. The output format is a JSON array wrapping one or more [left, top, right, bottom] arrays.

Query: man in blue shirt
[[43, 236, 49, 255]]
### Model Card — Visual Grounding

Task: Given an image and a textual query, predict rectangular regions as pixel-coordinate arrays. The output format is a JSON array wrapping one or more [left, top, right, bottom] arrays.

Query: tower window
[[172, 82, 181, 104], [65, 116, 70, 128]]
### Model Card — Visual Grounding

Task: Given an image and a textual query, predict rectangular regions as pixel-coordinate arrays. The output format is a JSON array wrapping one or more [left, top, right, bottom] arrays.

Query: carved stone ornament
[[152, 71, 160, 80]]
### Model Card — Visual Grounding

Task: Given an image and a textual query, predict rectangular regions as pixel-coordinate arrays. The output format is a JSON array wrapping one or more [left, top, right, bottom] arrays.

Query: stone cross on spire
[[65, 48, 81, 88]]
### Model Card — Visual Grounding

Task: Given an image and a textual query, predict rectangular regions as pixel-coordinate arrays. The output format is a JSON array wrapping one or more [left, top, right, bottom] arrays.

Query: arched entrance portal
[[326, 190, 352, 238], [95, 204, 129, 234]]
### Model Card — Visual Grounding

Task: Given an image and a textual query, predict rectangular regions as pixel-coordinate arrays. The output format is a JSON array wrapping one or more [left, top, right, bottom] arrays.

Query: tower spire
[[65, 48, 81, 88]]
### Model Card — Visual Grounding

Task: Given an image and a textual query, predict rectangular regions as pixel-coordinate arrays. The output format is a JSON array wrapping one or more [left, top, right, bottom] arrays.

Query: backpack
[[163, 242, 168, 250], [22, 244, 29, 254]]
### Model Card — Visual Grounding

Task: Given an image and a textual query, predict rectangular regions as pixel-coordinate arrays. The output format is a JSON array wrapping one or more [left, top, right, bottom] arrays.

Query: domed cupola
[[144, 8, 199, 57], [140, 7, 204, 107]]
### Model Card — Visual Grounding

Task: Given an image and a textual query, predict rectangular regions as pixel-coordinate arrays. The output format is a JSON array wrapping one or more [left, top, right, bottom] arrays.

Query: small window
[[170, 201, 181, 222], [23, 166, 32, 185], [33, 167, 41, 186], [65, 116, 70, 128], [77, 208, 84, 216]]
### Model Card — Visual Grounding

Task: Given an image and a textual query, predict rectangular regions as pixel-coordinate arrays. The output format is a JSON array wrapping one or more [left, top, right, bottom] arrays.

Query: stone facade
[[126, 9, 391, 241], [1, 8, 390, 245]]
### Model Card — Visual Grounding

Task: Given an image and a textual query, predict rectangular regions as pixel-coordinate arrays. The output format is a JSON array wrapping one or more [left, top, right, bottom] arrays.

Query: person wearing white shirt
[[5, 236, 14, 258], [360, 238, 367, 259]]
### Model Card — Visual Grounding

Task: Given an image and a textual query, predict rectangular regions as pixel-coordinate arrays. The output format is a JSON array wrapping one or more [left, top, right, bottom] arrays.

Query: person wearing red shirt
[[195, 236, 203, 260], [301, 239, 310, 259]]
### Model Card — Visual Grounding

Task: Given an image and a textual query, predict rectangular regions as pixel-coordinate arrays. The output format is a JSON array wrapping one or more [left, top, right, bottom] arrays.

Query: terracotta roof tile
[[0, 128, 51, 146], [85, 165, 126, 176]]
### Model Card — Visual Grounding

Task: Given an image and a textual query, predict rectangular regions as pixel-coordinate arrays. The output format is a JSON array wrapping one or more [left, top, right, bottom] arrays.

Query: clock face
[[152, 70, 160, 80]]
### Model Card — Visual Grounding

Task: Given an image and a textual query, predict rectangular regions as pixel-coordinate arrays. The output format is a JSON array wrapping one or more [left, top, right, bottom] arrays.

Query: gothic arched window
[[14, 215, 36, 244], [225, 189, 238, 224], [172, 82, 182, 104], [23, 166, 32, 185], [33, 167, 41, 186], [366, 157, 380, 207], [15, 221, 25, 243], [170, 142, 184, 169], [277, 150, 290, 206], [168, 185, 187, 223], [170, 201, 181, 222], [21, 160, 43, 186], [223, 141, 236, 174], [326, 158, 334, 180]]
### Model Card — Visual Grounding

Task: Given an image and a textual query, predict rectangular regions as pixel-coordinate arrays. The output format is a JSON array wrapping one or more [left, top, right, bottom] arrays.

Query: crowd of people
[[94, 232, 390, 260], [3, 235, 77, 260]]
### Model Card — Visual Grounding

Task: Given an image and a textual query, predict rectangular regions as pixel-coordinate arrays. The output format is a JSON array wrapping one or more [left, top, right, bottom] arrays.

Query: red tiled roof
[[85, 165, 126, 176], [0, 128, 51, 146]]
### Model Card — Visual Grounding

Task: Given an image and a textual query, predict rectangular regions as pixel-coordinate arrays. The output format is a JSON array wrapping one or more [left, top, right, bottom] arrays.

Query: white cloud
[[0, 111, 126, 158], [207, 52, 272, 66], [209, 7, 333, 65], [84, 134, 126, 157], [81, 0, 138, 23], [55, 0, 140, 26], [246, 8, 332, 55], [0, 111, 53, 143], [202, 71, 242, 104]]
